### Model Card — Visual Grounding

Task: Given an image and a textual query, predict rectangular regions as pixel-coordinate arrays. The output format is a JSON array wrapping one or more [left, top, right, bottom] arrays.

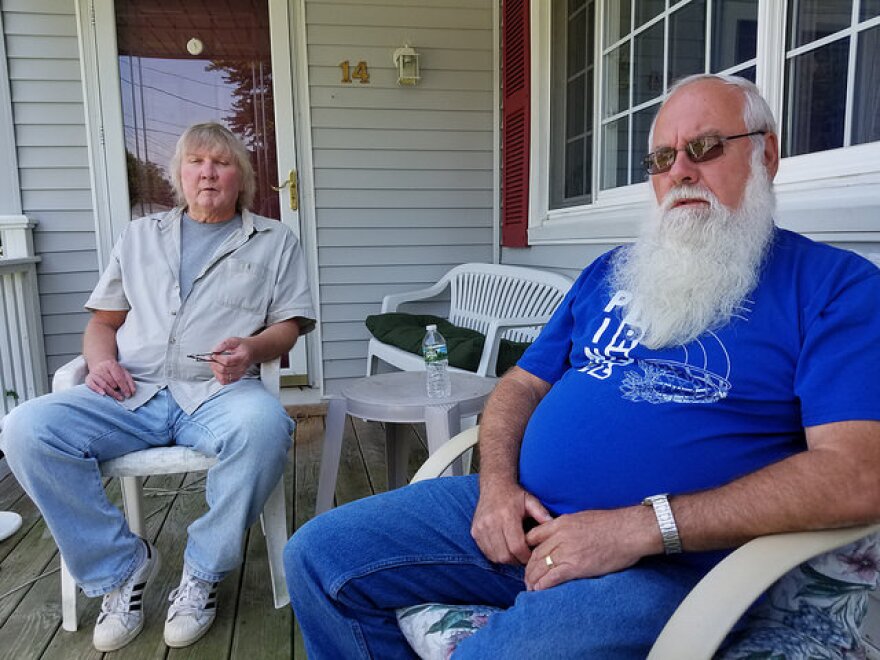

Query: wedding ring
[[545, 554, 555, 568]]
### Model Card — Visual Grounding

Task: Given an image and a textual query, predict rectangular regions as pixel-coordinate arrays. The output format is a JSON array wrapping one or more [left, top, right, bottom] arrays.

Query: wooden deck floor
[[0, 407, 430, 660]]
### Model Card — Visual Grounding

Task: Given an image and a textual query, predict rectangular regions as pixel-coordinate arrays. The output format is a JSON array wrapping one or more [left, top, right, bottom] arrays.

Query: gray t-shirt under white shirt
[[179, 212, 242, 301]]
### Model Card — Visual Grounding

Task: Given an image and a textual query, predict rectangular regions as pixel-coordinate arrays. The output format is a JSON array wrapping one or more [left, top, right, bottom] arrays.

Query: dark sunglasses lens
[[687, 136, 724, 162], [645, 148, 675, 174]]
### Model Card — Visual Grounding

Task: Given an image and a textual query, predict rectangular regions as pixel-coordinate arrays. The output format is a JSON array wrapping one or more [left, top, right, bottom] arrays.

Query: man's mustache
[[660, 184, 717, 212]]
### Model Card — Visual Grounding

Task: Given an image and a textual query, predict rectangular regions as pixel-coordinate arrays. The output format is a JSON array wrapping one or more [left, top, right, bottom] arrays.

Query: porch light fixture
[[393, 44, 420, 86]]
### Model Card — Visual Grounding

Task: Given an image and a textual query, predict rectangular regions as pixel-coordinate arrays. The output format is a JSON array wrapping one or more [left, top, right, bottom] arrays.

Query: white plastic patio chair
[[366, 263, 573, 377], [402, 426, 880, 659], [53, 355, 290, 632]]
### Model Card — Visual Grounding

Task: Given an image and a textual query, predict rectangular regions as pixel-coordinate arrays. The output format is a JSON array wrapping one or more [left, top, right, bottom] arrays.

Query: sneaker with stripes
[[164, 565, 218, 647], [93, 539, 160, 652]]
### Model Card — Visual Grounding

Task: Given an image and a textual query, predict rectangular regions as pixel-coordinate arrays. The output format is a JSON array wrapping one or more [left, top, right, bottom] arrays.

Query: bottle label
[[424, 344, 448, 363]]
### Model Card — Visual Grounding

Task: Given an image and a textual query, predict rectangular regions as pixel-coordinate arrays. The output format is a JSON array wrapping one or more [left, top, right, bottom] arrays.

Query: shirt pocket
[[217, 258, 270, 313]]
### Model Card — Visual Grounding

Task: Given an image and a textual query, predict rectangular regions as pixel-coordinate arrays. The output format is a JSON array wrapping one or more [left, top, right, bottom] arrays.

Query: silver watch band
[[642, 494, 683, 554]]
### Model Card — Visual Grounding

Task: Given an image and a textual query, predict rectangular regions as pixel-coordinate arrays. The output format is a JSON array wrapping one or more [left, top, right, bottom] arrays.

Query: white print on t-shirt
[[578, 290, 732, 404]]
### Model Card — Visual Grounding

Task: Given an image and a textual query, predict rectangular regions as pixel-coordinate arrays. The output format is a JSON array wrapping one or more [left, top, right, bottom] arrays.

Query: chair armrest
[[647, 523, 880, 660], [52, 356, 89, 392], [260, 358, 281, 396], [380, 281, 450, 313], [476, 315, 552, 377], [411, 426, 480, 483]]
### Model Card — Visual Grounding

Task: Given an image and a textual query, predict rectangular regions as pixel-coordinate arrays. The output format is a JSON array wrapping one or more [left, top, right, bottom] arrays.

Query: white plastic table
[[315, 371, 496, 515]]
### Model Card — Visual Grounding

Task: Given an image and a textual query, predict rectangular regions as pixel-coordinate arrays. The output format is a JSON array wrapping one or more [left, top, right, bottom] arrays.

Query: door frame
[[75, 0, 323, 389]]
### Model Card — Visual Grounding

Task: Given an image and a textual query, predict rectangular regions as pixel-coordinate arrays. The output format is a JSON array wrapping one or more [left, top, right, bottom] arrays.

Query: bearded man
[[284, 74, 880, 658]]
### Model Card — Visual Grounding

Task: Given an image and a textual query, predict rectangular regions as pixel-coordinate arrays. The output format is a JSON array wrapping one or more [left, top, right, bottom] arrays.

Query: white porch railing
[[0, 215, 47, 417]]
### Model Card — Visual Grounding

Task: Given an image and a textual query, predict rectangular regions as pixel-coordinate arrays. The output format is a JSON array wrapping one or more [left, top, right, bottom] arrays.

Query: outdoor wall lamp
[[393, 44, 420, 86]]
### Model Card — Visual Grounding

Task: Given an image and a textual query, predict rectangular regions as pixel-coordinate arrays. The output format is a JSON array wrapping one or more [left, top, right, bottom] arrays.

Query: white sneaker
[[164, 565, 218, 648], [93, 539, 160, 652]]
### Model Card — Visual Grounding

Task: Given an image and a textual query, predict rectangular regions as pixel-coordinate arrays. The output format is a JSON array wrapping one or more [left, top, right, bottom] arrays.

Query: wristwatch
[[642, 494, 683, 554]]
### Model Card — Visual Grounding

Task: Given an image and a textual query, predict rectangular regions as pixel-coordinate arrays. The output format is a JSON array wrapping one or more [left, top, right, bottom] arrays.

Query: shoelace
[[167, 575, 214, 621], [97, 581, 134, 624]]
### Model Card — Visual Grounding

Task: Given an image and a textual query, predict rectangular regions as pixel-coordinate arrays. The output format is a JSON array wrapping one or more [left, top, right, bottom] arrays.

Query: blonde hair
[[170, 122, 256, 211]]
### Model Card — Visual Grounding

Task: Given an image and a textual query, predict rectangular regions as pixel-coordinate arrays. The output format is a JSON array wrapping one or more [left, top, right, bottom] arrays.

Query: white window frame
[[527, 0, 880, 246]]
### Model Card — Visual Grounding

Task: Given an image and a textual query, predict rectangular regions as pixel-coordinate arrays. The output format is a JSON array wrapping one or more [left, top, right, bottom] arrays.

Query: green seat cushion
[[365, 313, 529, 376]]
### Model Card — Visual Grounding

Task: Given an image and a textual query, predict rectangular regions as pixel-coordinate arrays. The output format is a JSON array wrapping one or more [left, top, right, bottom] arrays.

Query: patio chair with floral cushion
[[396, 427, 880, 660]]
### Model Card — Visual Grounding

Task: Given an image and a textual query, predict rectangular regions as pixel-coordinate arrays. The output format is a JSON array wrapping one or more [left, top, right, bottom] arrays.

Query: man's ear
[[763, 132, 780, 180]]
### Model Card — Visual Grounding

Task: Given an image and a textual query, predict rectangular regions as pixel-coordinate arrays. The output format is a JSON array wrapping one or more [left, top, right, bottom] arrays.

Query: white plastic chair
[[53, 356, 290, 632], [366, 263, 573, 377], [404, 426, 880, 659]]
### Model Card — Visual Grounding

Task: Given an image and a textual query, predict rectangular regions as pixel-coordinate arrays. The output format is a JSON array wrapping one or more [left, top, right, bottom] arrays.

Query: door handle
[[272, 170, 298, 211]]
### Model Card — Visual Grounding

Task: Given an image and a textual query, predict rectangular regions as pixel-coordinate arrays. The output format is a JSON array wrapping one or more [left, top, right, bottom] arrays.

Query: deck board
[[0, 410, 428, 659]]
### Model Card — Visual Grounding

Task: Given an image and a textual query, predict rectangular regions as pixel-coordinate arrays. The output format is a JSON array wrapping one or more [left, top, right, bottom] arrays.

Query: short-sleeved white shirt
[[86, 207, 316, 413]]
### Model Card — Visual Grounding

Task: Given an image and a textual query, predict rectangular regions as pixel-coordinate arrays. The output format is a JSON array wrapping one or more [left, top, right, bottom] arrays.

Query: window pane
[[550, 0, 595, 209], [711, 0, 758, 71], [787, 0, 852, 49], [568, 7, 587, 72], [737, 65, 756, 82], [636, 0, 664, 28], [784, 38, 849, 156], [604, 0, 631, 44], [634, 22, 664, 105], [630, 105, 656, 185], [669, 0, 706, 84], [602, 116, 629, 189], [853, 24, 880, 146], [567, 74, 586, 138], [604, 42, 630, 115], [566, 137, 587, 198], [116, 0, 279, 220], [862, 0, 880, 19]]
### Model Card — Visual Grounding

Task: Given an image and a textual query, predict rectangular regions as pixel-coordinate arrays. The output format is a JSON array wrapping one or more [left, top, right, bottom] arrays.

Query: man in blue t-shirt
[[285, 74, 880, 658]]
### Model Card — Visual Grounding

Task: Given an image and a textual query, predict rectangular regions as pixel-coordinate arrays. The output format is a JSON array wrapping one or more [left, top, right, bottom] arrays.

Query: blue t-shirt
[[517, 229, 880, 522]]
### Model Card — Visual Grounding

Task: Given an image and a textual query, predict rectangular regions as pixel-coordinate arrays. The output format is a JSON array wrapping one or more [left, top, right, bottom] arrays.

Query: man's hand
[[85, 358, 136, 401], [523, 505, 662, 591], [471, 480, 552, 565], [209, 337, 255, 385]]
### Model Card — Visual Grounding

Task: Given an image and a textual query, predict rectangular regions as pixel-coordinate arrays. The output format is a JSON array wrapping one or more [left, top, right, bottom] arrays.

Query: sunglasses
[[643, 131, 766, 175]]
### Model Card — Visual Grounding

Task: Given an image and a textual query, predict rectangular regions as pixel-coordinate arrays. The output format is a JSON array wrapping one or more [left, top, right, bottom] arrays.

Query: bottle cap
[[426, 324, 437, 331]]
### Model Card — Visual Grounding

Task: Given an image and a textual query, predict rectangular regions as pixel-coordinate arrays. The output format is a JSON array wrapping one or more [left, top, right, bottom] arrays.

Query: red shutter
[[501, 0, 530, 248]]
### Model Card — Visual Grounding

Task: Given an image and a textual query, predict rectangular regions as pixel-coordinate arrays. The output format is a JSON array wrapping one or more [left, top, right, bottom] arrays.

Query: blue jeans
[[1, 380, 293, 596], [285, 475, 713, 659]]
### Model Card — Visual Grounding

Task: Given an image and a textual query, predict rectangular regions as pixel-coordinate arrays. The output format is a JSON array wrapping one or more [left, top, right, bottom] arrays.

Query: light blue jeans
[[285, 475, 715, 659], [1, 379, 293, 596]]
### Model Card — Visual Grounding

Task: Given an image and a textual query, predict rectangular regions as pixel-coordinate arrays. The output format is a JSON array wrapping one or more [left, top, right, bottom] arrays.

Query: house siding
[[304, 0, 496, 392], [2, 0, 97, 376]]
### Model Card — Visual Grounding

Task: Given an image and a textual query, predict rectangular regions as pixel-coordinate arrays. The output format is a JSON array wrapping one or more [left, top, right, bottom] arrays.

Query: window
[[548, 0, 758, 210], [527, 0, 880, 245], [549, 0, 596, 209], [784, 0, 880, 156]]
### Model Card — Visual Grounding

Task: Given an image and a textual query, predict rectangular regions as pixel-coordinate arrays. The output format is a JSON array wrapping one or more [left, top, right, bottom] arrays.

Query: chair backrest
[[440, 264, 572, 343]]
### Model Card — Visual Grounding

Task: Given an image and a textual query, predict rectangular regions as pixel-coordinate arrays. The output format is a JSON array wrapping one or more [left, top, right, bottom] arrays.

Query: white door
[[84, 0, 310, 381]]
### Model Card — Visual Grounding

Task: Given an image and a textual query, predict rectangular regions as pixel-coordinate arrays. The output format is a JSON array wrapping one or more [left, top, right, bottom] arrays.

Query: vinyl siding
[[305, 0, 496, 392], [2, 0, 98, 376]]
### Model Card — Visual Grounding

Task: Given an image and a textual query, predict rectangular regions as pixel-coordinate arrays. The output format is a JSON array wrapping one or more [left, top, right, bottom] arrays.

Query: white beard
[[610, 151, 776, 349]]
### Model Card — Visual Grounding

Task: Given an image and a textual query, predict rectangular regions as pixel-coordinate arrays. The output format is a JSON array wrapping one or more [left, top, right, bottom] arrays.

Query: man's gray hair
[[170, 122, 256, 211], [649, 73, 778, 150]]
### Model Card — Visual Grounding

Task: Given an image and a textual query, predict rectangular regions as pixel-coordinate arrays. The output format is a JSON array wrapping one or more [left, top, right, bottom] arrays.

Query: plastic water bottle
[[422, 324, 451, 398]]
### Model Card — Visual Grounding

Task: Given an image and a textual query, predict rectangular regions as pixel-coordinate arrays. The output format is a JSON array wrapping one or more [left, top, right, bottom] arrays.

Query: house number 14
[[340, 60, 370, 84]]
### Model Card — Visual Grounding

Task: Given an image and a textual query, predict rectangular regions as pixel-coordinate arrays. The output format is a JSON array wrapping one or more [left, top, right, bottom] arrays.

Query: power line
[[120, 76, 227, 111], [136, 62, 225, 89]]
